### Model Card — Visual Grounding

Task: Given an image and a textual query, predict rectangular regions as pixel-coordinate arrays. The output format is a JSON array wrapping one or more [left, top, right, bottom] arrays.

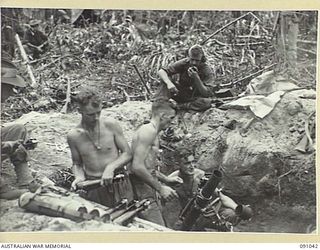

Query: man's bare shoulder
[[101, 117, 121, 130], [194, 168, 205, 178], [134, 123, 157, 143], [67, 127, 84, 141], [137, 123, 156, 136]]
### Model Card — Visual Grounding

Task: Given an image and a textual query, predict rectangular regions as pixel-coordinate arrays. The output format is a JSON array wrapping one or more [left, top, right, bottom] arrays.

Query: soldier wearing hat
[[23, 19, 48, 59], [1, 58, 26, 101], [1, 58, 34, 199]]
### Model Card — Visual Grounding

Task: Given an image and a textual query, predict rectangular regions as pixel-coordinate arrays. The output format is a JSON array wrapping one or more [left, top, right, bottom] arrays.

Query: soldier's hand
[[187, 66, 199, 78], [166, 176, 183, 184], [1, 140, 23, 155], [101, 168, 114, 186], [168, 84, 179, 96], [159, 185, 178, 202], [71, 178, 84, 191]]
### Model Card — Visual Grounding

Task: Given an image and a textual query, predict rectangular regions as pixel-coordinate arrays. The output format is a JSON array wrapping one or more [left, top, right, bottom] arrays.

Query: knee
[[13, 124, 28, 141], [3, 124, 28, 141], [10, 145, 29, 165]]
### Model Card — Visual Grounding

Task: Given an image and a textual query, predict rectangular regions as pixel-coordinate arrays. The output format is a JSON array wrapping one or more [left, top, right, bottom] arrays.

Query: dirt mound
[[162, 88, 316, 232], [1, 89, 316, 232], [174, 89, 316, 200]]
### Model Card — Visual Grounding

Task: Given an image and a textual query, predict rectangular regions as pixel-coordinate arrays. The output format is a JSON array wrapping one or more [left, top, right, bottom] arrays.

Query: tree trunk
[[277, 12, 287, 63], [275, 12, 299, 76], [287, 15, 299, 75]]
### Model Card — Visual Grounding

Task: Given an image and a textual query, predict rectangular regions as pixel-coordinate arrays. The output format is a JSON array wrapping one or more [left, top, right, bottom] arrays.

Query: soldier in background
[[157, 44, 217, 111], [23, 19, 48, 59]]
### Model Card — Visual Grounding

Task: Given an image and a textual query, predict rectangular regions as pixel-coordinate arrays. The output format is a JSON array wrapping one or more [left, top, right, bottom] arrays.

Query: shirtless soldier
[[67, 88, 133, 207], [168, 148, 252, 230], [130, 101, 179, 225]]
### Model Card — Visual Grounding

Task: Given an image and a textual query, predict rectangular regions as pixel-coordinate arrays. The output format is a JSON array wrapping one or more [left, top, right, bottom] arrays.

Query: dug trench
[[0, 88, 316, 232]]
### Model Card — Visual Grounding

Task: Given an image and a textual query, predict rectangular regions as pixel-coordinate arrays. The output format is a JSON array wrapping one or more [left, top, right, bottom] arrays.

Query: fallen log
[[15, 34, 37, 88]]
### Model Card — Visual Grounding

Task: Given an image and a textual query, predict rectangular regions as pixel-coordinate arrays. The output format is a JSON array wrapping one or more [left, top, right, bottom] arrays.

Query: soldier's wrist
[[74, 176, 85, 181], [167, 82, 175, 88], [155, 182, 163, 193]]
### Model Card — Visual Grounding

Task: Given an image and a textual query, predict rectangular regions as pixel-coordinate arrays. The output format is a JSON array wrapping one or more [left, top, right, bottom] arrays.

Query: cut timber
[[14, 34, 37, 88], [61, 77, 71, 114]]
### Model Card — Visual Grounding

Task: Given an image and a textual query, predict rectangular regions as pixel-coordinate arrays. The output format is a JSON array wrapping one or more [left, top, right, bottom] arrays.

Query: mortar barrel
[[200, 170, 223, 200]]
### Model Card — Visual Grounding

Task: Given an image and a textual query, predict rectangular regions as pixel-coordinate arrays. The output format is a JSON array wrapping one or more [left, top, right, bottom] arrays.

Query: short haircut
[[172, 146, 196, 169], [151, 100, 175, 117], [76, 87, 102, 108], [188, 44, 206, 62], [176, 146, 194, 159]]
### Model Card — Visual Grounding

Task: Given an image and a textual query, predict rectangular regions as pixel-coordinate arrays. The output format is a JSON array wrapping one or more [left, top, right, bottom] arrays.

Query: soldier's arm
[[104, 119, 132, 172], [155, 170, 183, 184], [168, 170, 179, 178], [198, 64, 216, 96], [216, 190, 238, 210], [132, 127, 178, 201], [158, 69, 176, 90], [189, 63, 215, 97], [67, 131, 85, 187], [158, 59, 186, 91], [191, 74, 211, 97], [132, 128, 163, 192]]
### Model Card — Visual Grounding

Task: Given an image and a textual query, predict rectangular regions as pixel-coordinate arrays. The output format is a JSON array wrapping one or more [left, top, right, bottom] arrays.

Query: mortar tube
[[200, 170, 223, 201], [113, 200, 150, 226], [104, 199, 128, 214], [110, 200, 141, 220], [180, 169, 222, 231]]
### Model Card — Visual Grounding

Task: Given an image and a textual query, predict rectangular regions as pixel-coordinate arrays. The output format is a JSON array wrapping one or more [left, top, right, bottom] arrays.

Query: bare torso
[[71, 119, 120, 177]]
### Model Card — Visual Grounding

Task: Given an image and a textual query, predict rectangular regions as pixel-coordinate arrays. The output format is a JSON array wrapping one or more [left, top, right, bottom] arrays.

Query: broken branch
[[297, 39, 317, 45], [118, 86, 131, 102], [201, 12, 254, 45], [132, 64, 151, 96], [297, 47, 317, 56]]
